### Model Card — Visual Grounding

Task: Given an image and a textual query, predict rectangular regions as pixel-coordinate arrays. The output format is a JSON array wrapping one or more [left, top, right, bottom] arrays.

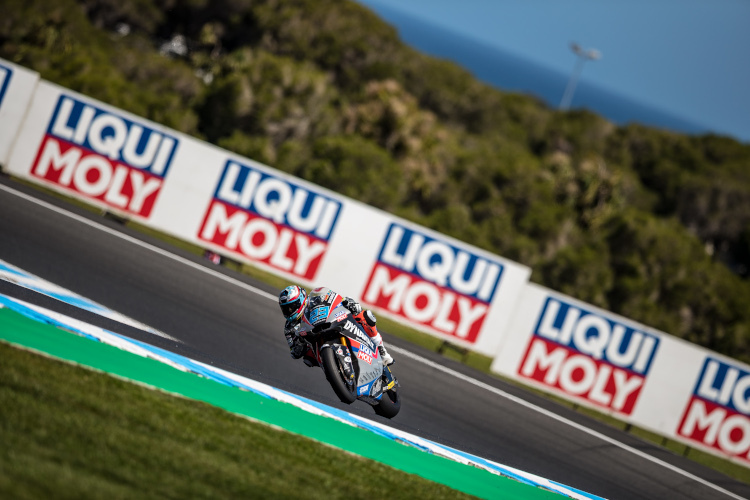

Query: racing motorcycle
[[295, 287, 401, 418]]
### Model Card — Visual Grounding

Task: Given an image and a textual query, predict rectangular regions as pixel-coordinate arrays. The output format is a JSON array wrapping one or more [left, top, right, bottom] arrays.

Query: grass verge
[[0, 341, 477, 500]]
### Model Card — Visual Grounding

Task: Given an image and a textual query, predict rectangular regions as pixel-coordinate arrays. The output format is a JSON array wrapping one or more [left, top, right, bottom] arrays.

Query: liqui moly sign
[[362, 223, 503, 343], [30, 95, 178, 217], [198, 160, 342, 280], [678, 357, 750, 463], [0, 64, 11, 106], [518, 298, 660, 415]]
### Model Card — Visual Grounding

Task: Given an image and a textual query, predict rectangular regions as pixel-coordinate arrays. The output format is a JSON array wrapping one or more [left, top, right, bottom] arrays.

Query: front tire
[[321, 346, 356, 404]]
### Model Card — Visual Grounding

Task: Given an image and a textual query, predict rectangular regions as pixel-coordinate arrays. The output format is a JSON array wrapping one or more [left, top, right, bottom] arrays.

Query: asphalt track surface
[[1, 177, 748, 500]]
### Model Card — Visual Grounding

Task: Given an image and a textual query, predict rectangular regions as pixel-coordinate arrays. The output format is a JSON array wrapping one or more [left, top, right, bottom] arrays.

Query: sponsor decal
[[359, 369, 379, 384], [343, 320, 359, 334], [308, 305, 329, 325], [677, 357, 750, 462], [357, 343, 375, 358], [518, 297, 659, 415], [362, 224, 503, 343], [344, 320, 375, 350], [198, 160, 341, 280], [30, 95, 177, 217], [357, 350, 373, 365], [0, 64, 11, 107], [322, 289, 337, 304], [333, 311, 348, 323]]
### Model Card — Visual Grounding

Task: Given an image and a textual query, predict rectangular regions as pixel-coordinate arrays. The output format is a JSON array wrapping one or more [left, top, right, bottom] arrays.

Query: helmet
[[279, 285, 308, 323]]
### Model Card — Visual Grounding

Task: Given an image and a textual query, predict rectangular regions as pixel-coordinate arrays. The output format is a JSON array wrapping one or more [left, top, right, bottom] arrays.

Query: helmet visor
[[281, 297, 303, 319]]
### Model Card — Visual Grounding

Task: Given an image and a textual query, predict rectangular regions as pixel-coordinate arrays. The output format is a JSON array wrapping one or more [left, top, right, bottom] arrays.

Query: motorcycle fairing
[[308, 305, 330, 325], [347, 336, 385, 398]]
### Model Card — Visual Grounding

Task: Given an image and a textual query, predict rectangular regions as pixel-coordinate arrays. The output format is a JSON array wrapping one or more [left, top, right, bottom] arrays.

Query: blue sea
[[368, 3, 710, 137]]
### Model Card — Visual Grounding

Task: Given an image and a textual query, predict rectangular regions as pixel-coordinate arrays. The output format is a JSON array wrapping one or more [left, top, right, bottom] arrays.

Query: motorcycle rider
[[278, 285, 394, 367]]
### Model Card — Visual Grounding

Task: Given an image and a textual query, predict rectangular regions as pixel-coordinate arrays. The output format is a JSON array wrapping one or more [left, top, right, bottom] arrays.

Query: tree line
[[2, 0, 749, 361]]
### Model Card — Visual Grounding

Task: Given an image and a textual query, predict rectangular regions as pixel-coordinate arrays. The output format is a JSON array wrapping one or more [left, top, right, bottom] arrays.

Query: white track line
[[1, 184, 278, 302], [2, 183, 745, 500], [0, 259, 179, 341]]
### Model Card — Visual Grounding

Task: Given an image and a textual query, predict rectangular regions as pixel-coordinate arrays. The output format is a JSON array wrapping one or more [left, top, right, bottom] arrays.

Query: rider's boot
[[302, 346, 319, 368], [302, 355, 319, 368], [378, 344, 394, 366]]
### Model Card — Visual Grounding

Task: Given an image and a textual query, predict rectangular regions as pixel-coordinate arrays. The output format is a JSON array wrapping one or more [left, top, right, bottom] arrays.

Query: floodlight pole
[[559, 42, 600, 111]]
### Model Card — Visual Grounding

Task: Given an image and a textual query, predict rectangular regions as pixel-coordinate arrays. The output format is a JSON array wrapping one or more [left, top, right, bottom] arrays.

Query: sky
[[358, 0, 750, 143]]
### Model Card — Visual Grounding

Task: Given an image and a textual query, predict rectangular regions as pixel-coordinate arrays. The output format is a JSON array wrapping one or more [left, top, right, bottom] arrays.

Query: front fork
[[330, 336, 356, 386], [383, 363, 398, 391]]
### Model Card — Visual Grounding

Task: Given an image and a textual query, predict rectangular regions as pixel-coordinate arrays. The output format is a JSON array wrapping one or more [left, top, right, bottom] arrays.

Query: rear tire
[[373, 387, 400, 418], [321, 347, 356, 404]]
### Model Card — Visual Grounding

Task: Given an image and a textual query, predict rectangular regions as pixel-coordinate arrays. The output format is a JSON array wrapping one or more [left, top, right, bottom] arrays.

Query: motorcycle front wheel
[[321, 346, 356, 404]]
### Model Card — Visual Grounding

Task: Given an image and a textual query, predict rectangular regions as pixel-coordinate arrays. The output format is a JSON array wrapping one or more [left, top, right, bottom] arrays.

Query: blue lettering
[[534, 297, 660, 375], [377, 223, 503, 302], [47, 96, 177, 177], [694, 357, 750, 415], [214, 160, 341, 240], [0, 64, 11, 106]]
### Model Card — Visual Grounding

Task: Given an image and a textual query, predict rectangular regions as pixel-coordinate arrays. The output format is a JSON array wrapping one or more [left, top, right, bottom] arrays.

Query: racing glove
[[343, 297, 362, 315], [290, 341, 306, 359], [286, 330, 306, 359]]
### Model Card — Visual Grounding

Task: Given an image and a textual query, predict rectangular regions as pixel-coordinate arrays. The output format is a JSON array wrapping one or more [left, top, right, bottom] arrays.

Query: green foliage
[[0, 0, 202, 135], [250, 0, 404, 89], [605, 210, 750, 360], [78, 0, 167, 35], [4, 0, 750, 362], [196, 48, 340, 144], [302, 135, 404, 210], [540, 238, 613, 309], [217, 131, 275, 165]]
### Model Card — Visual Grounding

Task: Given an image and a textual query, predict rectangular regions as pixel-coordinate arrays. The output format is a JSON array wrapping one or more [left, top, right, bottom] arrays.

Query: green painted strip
[[0, 307, 564, 499]]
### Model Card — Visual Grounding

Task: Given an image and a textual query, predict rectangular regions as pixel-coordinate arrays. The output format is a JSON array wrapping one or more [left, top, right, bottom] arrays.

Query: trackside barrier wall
[[492, 283, 750, 468], [0, 59, 39, 166], [3, 58, 749, 467], [4, 75, 531, 357]]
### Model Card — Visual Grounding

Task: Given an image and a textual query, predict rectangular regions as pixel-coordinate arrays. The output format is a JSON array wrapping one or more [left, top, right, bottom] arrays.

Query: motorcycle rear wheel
[[373, 387, 401, 418], [321, 347, 356, 404]]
